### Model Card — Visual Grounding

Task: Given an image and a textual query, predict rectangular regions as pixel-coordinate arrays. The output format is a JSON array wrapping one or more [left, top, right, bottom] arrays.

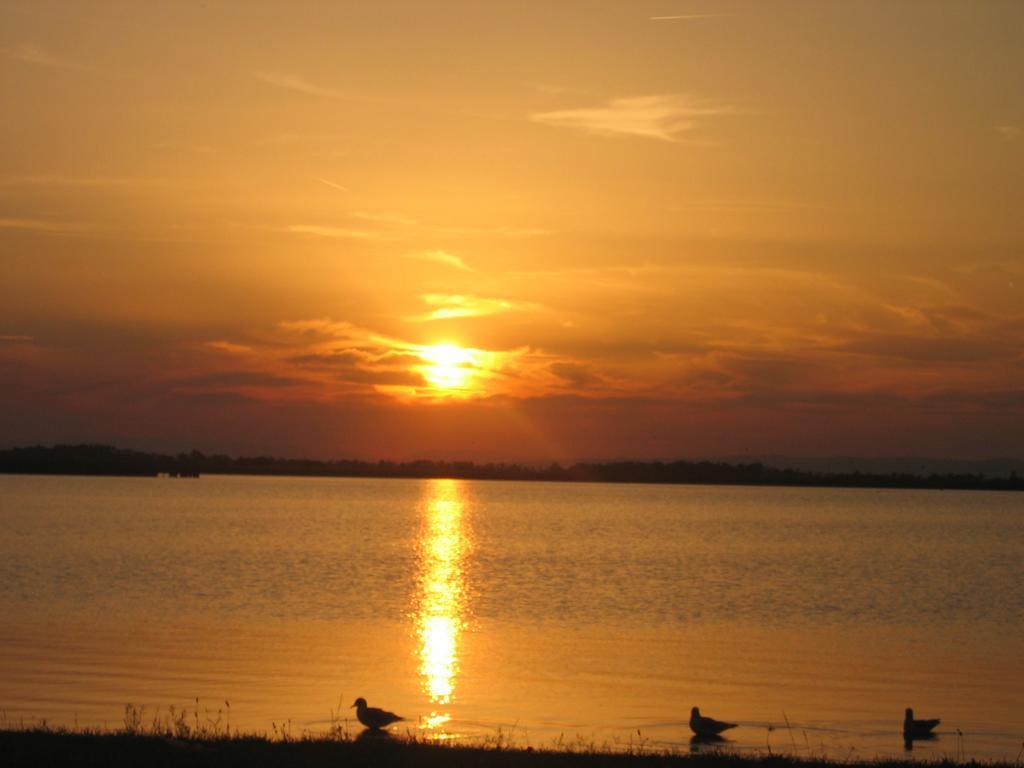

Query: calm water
[[1, 475, 1022, 760]]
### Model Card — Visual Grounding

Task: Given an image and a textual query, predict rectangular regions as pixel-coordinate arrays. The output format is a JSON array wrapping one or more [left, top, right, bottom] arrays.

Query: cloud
[[0, 218, 91, 234], [529, 82, 574, 96], [179, 371, 305, 389], [549, 362, 601, 389], [0, 175, 154, 188], [431, 224, 551, 238], [333, 367, 426, 387], [6, 43, 76, 69], [414, 293, 538, 321], [0, 334, 33, 344], [995, 124, 1021, 141], [831, 333, 1014, 363], [351, 210, 548, 237], [200, 320, 442, 396], [317, 177, 351, 193], [256, 72, 407, 107], [406, 249, 471, 271], [351, 211, 420, 227], [531, 94, 732, 142], [278, 318, 359, 339], [291, 348, 420, 368], [205, 340, 253, 354], [258, 132, 349, 146], [288, 347, 428, 387], [282, 224, 385, 240], [270, 316, 533, 399], [290, 350, 368, 367], [280, 214, 548, 242], [170, 390, 256, 406], [649, 14, 732, 20], [255, 72, 347, 100]]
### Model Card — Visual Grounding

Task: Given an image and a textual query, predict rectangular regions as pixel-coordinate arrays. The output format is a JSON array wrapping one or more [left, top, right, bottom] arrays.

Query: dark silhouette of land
[[2, 444, 1022, 491], [0, 730, 1010, 768]]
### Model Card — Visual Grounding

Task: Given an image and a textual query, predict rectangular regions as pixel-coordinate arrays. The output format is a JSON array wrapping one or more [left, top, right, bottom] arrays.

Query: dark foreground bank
[[1, 731, 1014, 768]]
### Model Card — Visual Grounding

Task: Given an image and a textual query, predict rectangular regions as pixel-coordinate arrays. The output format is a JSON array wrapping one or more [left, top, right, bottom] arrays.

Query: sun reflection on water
[[415, 479, 471, 736]]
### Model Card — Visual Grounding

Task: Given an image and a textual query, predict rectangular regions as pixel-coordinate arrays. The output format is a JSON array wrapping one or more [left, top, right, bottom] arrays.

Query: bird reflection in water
[[414, 479, 471, 737]]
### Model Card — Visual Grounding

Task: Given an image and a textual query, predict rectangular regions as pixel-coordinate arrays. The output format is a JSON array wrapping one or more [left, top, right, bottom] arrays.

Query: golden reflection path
[[414, 479, 471, 734]]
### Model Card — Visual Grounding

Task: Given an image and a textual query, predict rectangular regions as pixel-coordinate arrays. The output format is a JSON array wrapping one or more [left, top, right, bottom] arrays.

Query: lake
[[0, 474, 1021, 760]]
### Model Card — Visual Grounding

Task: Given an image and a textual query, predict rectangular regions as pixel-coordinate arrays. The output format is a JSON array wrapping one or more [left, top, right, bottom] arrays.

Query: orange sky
[[1, 1, 1022, 460]]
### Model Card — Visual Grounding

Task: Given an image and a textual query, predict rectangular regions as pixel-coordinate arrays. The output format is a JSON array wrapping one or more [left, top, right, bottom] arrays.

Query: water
[[1, 474, 1022, 760]]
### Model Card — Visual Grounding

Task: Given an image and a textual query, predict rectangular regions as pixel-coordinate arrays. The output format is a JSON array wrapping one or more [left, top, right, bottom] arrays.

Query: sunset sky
[[1, 0, 1022, 461]]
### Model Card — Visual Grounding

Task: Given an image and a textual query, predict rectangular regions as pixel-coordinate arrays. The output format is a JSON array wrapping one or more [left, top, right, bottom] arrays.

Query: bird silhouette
[[903, 707, 940, 739], [351, 697, 403, 730], [689, 706, 738, 737]]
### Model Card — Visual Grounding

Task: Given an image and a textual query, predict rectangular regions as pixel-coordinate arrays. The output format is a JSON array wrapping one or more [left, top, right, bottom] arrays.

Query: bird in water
[[903, 708, 940, 739], [689, 706, 738, 738], [351, 697, 404, 730]]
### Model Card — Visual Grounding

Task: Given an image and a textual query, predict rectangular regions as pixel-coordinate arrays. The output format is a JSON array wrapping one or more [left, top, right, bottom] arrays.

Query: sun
[[420, 344, 476, 392]]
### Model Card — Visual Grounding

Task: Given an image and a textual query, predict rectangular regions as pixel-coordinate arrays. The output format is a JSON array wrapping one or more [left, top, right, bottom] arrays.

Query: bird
[[351, 697, 404, 730], [903, 708, 940, 739], [689, 706, 738, 738]]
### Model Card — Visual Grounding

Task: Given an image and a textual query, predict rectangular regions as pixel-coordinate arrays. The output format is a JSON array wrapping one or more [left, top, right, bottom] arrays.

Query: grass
[[2, 704, 1021, 768]]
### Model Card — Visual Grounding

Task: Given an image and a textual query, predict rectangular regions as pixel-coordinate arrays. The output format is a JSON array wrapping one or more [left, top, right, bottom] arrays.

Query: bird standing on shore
[[903, 708, 940, 739], [351, 697, 404, 730], [689, 706, 738, 738]]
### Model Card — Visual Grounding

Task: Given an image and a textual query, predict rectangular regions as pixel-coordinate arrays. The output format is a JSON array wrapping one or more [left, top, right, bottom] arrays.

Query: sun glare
[[421, 344, 476, 392], [415, 479, 471, 737]]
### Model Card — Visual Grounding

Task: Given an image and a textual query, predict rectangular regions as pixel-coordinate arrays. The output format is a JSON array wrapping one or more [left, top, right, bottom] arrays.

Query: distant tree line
[[1, 444, 1022, 491]]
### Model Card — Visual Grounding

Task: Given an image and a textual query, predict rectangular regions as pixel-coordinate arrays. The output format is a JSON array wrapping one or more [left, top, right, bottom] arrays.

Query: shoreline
[[3, 443, 1024, 493], [4, 469, 1023, 494], [2, 729, 1015, 768]]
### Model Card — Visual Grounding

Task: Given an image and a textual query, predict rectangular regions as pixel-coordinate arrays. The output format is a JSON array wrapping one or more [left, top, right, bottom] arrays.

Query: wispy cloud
[[414, 293, 537, 321], [406, 249, 472, 271], [995, 124, 1021, 142], [6, 43, 76, 69], [549, 361, 602, 389], [355, 208, 551, 237], [205, 340, 253, 355], [669, 199, 823, 212], [317, 177, 350, 193], [256, 72, 407, 107], [270, 317, 521, 398], [0, 334, 33, 344], [351, 211, 420, 227], [256, 72, 346, 99], [531, 94, 732, 142], [0, 218, 91, 235], [280, 214, 549, 242], [277, 318, 360, 339], [179, 371, 306, 390], [649, 14, 733, 20], [0, 175, 156, 188], [258, 132, 349, 146], [529, 82, 574, 96], [282, 224, 385, 240], [431, 224, 551, 238]]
